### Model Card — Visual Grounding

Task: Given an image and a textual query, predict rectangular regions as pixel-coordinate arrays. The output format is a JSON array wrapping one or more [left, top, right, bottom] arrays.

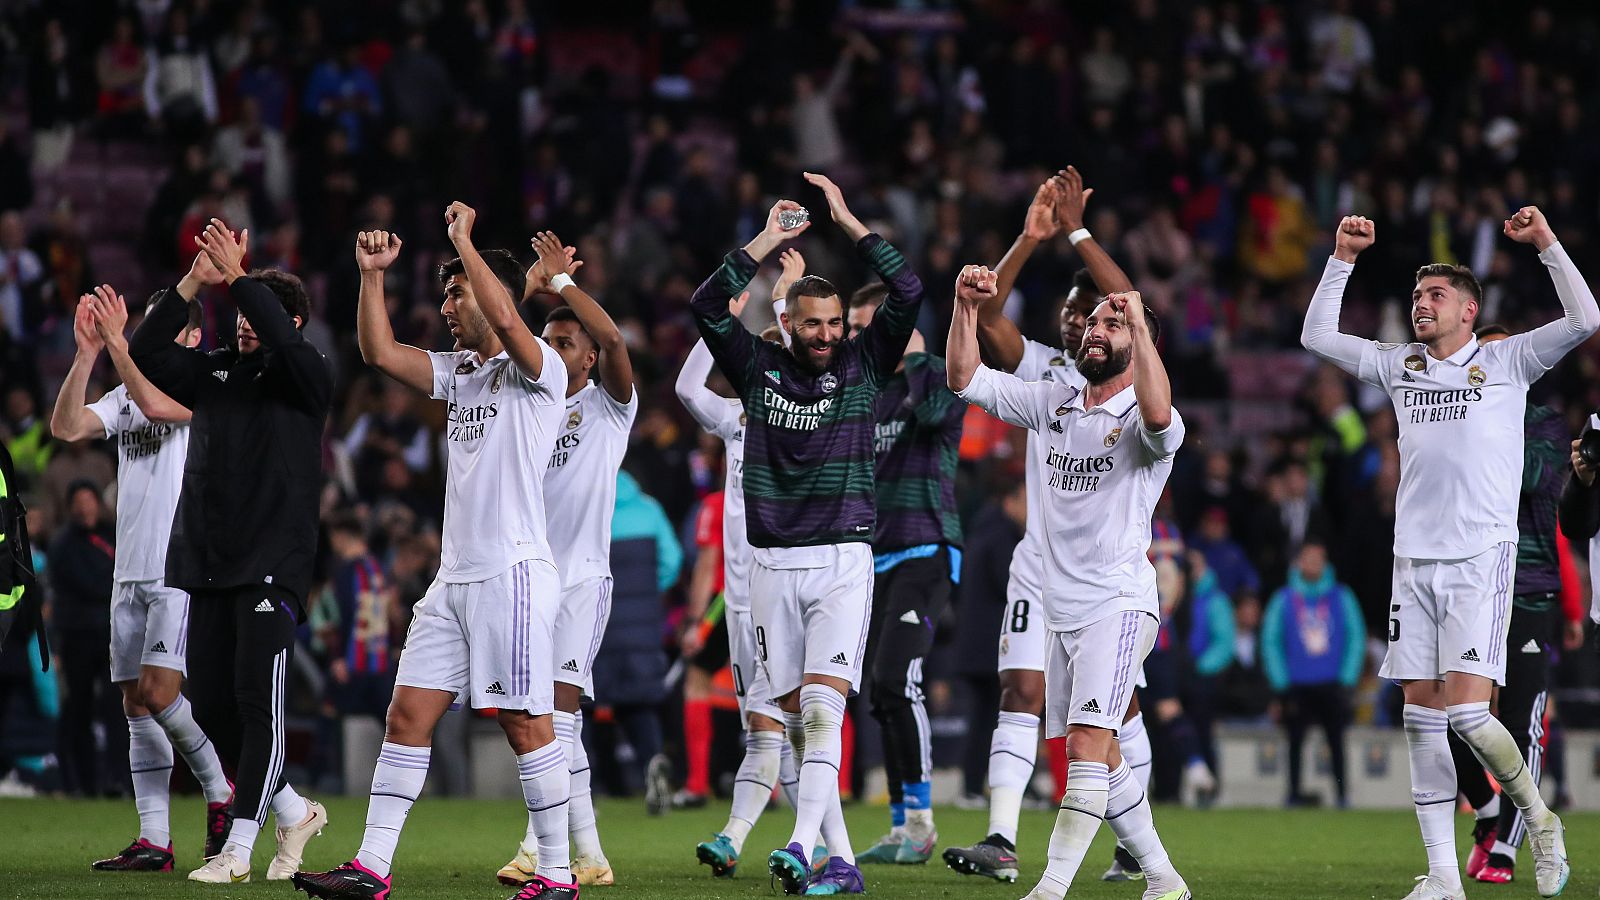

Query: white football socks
[[789, 685, 850, 865], [1448, 702, 1550, 822], [127, 714, 174, 847], [1120, 712, 1153, 790], [1105, 759, 1182, 892], [152, 694, 231, 803], [724, 728, 784, 851], [778, 722, 802, 808], [517, 740, 572, 884], [356, 742, 430, 878], [1404, 705, 1460, 890], [1035, 761, 1109, 898], [988, 710, 1039, 844]]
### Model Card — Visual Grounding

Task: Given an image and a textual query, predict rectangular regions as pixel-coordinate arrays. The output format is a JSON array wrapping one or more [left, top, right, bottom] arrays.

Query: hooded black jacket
[[129, 276, 332, 610]]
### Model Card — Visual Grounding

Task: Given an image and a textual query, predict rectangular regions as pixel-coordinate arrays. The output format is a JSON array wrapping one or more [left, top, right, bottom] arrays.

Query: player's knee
[[136, 673, 179, 713], [1064, 727, 1114, 764], [385, 701, 432, 744], [119, 681, 149, 717], [1000, 680, 1043, 714]]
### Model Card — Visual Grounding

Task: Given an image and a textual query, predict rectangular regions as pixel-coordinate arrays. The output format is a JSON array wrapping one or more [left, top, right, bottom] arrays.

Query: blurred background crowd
[[2, 0, 1599, 810]]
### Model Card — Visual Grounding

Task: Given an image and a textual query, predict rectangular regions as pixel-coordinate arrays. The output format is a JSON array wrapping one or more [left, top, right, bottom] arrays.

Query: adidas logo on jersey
[[1079, 699, 1101, 714], [1049, 420, 1064, 434], [485, 682, 507, 696], [766, 370, 782, 384], [561, 659, 580, 672], [1521, 639, 1542, 654], [149, 641, 167, 653], [253, 599, 275, 613], [1460, 648, 1481, 662], [830, 652, 849, 665], [212, 370, 229, 382]]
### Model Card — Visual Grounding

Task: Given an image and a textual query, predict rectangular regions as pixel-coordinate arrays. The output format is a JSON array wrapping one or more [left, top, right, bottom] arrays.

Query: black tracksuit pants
[[184, 584, 300, 827], [862, 549, 952, 807]]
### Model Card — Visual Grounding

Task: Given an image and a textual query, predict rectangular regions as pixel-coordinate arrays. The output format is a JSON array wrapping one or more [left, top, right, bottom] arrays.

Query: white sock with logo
[[988, 711, 1040, 845], [778, 730, 801, 808], [788, 685, 846, 862], [724, 728, 783, 852], [1404, 705, 1461, 890], [152, 694, 231, 803], [1035, 761, 1109, 898], [518, 741, 572, 884], [356, 742, 430, 878], [127, 714, 174, 847], [1105, 759, 1182, 891], [566, 711, 604, 861], [1449, 702, 1550, 822]]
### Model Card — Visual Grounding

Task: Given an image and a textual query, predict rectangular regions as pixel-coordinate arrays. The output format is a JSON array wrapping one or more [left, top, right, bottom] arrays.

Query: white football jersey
[[1013, 339, 1078, 583], [958, 365, 1184, 631], [429, 344, 565, 582], [706, 400, 752, 613], [544, 382, 638, 587], [87, 384, 188, 583], [1347, 330, 1547, 560]]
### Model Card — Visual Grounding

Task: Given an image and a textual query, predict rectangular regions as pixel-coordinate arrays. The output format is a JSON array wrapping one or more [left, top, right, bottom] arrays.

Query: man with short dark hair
[[128, 221, 334, 885], [689, 171, 924, 896], [1301, 208, 1594, 900]]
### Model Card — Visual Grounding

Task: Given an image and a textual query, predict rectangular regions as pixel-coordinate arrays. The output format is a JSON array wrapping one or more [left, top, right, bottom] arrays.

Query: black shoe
[[941, 833, 1019, 883], [205, 798, 234, 860], [291, 861, 391, 899], [92, 838, 175, 871]]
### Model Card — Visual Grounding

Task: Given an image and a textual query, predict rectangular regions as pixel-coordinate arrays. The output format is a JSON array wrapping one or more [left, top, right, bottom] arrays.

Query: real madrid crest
[[1467, 365, 1486, 387], [567, 408, 582, 430], [1000, 636, 1010, 655], [1048, 356, 1065, 367], [455, 359, 476, 375], [490, 369, 503, 393], [1403, 354, 1425, 372], [819, 373, 838, 393], [1104, 427, 1122, 448], [738, 412, 747, 426]]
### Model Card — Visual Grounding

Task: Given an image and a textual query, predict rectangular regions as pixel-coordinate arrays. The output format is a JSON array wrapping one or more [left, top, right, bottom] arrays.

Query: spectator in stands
[[1261, 535, 1364, 807], [1181, 550, 1235, 774], [49, 480, 120, 796], [303, 42, 383, 154], [93, 15, 148, 137], [142, 7, 218, 141], [343, 379, 431, 501], [0, 211, 44, 343], [311, 511, 400, 723], [1189, 506, 1260, 607], [213, 96, 292, 216], [3, 385, 52, 496], [27, 18, 88, 172]]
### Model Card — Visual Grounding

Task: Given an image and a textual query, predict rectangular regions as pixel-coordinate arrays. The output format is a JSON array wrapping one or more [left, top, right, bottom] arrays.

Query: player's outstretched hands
[[729, 290, 751, 318], [445, 201, 477, 245], [85, 284, 130, 345], [1053, 165, 1094, 232], [1503, 205, 1556, 251], [803, 171, 869, 241], [196, 218, 249, 281], [1023, 180, 1061, 242], [955, 264, 999, 307], [528, 231, 583, 290], [1334, 215, 1375, 262], [72, 293, 105, 356], [355, 230, 403, 272]]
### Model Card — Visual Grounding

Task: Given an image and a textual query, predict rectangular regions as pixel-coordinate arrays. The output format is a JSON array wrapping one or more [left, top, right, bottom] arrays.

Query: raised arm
[[1300, 215, 1379, 378], [694, 202, 802, 394], [198, 219, 333, 408], [128, 251, 220, 406], [444, 201, 547, 381], [1111, 290, 1172, 433], [355, 230, 434, 393], [50, 299, 110, 442], [676, 292, 748, 433], [1054, 166, 1134, 294], [983, 182, 1060, 372], [949, 264, 1050, 431], [531, 231, 633, 403], [1502, 206, 1600, 368], [87, 286, 192, 424], [769, 248, 805, 349]]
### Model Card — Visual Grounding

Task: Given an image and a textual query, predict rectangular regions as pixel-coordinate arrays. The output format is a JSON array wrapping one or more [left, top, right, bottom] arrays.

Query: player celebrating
[[51, 282, 233, 872], [496, 231, 636, 888], [676, 292, 819, 878], [689, 172, 924, 896], [948, 266, 1191, 900], [1300, 208, 1592, 900], [943, 168, 1156, 885], [847, 281, 965, 867], [293, 205, 576, 900]]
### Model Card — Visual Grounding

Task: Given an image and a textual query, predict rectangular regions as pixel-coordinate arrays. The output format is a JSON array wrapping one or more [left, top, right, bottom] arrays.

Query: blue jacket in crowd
[[1261, 564, 1364, 692]]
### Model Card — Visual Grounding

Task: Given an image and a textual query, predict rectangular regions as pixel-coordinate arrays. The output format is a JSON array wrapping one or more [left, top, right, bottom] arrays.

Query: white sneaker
[[1401, 874, 1467, 900], [573, 853, 615, 885], [1182, 760, 1217, 807], [265, 798, 327, 880], [1525, 810, 1570, 897], [188, 850, 251, 883], [497, 847, 538, 885], [1144, 884, 1192, 900]]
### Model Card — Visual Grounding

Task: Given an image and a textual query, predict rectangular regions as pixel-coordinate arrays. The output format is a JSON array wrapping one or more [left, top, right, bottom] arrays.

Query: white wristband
[[549, 273, 575, 293], [1067, 228, 1092, 247]]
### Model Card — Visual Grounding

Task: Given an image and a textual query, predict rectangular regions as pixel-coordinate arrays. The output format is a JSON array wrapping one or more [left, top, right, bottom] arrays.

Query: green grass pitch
[[2, 797, 1594, 899]]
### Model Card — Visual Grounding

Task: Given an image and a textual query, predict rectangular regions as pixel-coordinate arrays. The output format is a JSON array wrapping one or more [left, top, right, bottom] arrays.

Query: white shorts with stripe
[[1380, 542, 1514, 685], [553, 575, 613, 691], [396, 559, 559, 714], [109, 580, 190, 682], [1044, 610, 1158, 737], [998, 543, 1048, 673], [749, 543, 873, 698], [727, 608, 783, 726]]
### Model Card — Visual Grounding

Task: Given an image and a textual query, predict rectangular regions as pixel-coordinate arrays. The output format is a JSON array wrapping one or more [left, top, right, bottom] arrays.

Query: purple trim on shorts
[[583, 579, 612, 680], [513, 562, 529, 697], [1489, 543, 1512, 668], [176, 593, 189, 658], [1107, 611, 1137, 716]]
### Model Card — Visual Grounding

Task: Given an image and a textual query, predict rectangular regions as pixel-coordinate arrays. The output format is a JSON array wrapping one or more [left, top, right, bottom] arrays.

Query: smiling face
[[541, 318, 597, 390], [1074, 299, 1134, 383], [785, 293, 844, 374], [1411, 275, 1477, 347], [440, 274, 493, 352]]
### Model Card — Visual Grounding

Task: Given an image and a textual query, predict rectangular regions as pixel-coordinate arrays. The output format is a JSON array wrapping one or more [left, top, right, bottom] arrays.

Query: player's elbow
[[1143, 409, 1173, 432]]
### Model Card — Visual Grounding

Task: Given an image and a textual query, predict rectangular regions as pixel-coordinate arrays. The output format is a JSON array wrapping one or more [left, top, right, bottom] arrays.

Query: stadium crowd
[[1, 0, 1598, 814]]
